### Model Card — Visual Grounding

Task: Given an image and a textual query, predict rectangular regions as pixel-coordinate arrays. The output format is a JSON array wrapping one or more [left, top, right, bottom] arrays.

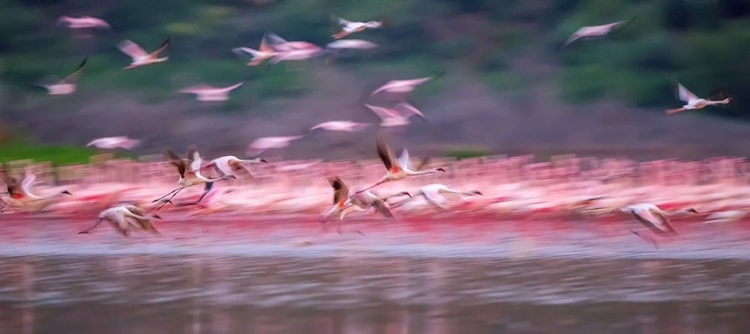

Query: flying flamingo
[[309, 121, 370, 133], [560, 17, 636, 48], [343, 188, 412, 220], [331, 16, 384, 39], [1, 166, 72, 212], [364, 102, 426, 127], [618, 203, 698, 248], [245, 135, 305, 157], [57, 16, 111, 29], [264, 32, 321, 52], [179, 82, 244, 102], [78, 204, 162, 237], [355, 134, 445, 194], [117, 37, 170, 69], [398, 184, 483, 210], [666, 82, 732, 114], [232, 35, 277, 66], [370, 75, 440, 97], [201, 155, 268, 179], [35, 57, 87, 96], [86, 136, 140, 150], [152, 145, 236, 209]]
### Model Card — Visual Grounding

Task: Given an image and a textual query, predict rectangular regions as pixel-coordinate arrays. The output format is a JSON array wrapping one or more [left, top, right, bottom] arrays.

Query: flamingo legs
[[78, 218, 105, 234]]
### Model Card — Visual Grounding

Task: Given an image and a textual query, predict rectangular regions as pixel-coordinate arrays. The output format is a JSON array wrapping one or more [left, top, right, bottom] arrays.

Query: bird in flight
[[118, 37, 170, 69]]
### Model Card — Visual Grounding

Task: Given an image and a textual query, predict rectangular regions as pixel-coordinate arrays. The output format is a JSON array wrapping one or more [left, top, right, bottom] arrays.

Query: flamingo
[[397, 184, 483, 210], [342, 189, 412, 220], [370, 76, 437, 97], [1, 166, 72, 212], [201, 155, 268, 179], [309, 121, 370, 133], [245, 135, 305, 157], [57, 16, 110, 29], [78, 204, 162, 237], [618, 203, 698, 247], [117, 37, 170, 69], [151, 145, 236, 209], [179, 82, 244, 102], [34, 57, 87, 96], [560, 17, 636, 48], [232, 36, 277, 66], [264, 32, 321, 52], [666, 82, 732, 114], [86, 136, 140, 150], [326, 39, 379, 50], [332, 16, 384, 39], [355, 134, 445, 194], [364, 102, 426, 127]]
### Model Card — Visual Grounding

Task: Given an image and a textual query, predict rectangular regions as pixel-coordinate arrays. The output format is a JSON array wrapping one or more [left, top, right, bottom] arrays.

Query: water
[[2, 216, 750, 333]]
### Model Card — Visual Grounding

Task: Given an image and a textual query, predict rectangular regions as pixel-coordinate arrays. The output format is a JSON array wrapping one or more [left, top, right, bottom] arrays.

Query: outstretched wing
[[328, 176, 349, 205], [164, 149, 186, 178], [20, 168, 36, 195], [397, 149, 410, 171], [117, 40, 148, 60], [150, 37, 170, 57], [376, 134, 395, 171], [186, 145, 201, 172], [371, 199, 394, 219], [676, 82, 699, 102], [413, 155, 431, 171], [63, 57, 87, 84]]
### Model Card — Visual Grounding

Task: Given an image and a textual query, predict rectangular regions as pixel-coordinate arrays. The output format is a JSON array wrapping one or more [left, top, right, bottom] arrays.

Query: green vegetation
[[0, 136, 97, 165]]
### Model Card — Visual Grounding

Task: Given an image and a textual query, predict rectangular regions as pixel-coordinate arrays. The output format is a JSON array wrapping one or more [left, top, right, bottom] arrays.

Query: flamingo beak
[[401, 191, 412, 198], [152, 214, 162, 219], [260, 159, 268, 163], [436, 168, 446, 172]]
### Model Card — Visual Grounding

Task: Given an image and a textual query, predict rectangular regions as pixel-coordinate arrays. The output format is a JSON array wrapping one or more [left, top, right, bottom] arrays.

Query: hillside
[[1, 0, 750, 162]]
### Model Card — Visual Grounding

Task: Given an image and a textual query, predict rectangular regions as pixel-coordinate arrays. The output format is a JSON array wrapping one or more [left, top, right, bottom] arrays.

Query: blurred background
[[2, 0, 750, 165]]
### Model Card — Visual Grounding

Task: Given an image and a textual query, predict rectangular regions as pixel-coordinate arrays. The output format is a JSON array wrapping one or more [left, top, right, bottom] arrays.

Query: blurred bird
[[364, 102, 426, 127], [152, 145, 236, 208], [118, 37, 170, 69], [0, 166, 72, 211], [326, 39, 379, 50], [86, 136, 140, 150], [179, 82, 244, 102], [34, 57, 87, 96], [310, 121, 370, 133], [403, 184, 483, 210], [201, 155, 268, 179], [370, 75, 439, 97], [78, 204, 161, 237], [322, 176, 355, 234], [232, 36, 277, 66], [57, 15, 111, 29], [332, 16, 384, 39], [666, 81, 732, 115], [264, 32, 321, 52], [618, 203, 698, 247], [355, 134, 446, 194], [345, 189, 412, 220], [246, 135, 306, 157], [560, 17, 636, 48]]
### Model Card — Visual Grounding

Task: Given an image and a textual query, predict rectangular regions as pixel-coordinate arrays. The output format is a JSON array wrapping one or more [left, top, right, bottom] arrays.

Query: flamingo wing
[[0, 168, 22, 198], [397, 149, 411, 171], [376, 134, 395, 171], [150, 37, 170, 57], [371, 199, 394, 219], [186, 145, 202, 172], [395, 102, 425, 119], [20, 169, 36, 195], [364, 104, 399, 120], [63, 57, 87, 84], [164, 149, 186, 178], [117, 40, 148, 60], [676, 82, 699, 102], [423, 190, 449, 210], [329, 176, 349, 205]]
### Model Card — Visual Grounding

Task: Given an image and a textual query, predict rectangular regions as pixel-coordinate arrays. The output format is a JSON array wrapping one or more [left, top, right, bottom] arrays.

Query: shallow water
[[2, 217, 750, 333]]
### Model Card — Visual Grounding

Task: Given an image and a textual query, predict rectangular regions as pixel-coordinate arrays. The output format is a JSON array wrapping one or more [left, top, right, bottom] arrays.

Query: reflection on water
[[2, 254, 750, 333], [3, 218, 750, 333]]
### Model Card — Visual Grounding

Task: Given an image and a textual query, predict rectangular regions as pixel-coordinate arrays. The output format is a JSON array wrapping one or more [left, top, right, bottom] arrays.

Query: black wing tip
[[162, 37, 171, 46], [78, 57, 88, 69]]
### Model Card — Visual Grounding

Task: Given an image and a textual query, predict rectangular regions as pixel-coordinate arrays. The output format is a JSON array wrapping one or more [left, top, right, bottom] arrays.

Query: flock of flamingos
[[0, 11, 742, 248]]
